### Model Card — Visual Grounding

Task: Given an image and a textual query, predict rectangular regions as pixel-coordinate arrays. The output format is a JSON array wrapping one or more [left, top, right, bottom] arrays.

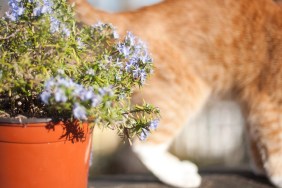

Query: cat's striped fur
[[70, 0, 282, 187]]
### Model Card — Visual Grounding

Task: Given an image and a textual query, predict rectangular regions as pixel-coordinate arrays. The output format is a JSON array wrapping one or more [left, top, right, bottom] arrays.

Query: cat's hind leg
[[132, 69, 211, 188], [246, 127, 265, 176], [246, 92, 282, 188]]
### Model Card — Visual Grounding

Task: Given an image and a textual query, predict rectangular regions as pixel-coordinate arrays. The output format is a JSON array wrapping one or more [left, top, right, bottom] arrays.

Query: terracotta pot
[[0, 118, 93, 188]]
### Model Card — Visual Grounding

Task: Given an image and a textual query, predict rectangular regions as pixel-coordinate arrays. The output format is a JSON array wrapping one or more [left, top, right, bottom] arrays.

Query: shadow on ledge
[[89, 168, 274, 188]]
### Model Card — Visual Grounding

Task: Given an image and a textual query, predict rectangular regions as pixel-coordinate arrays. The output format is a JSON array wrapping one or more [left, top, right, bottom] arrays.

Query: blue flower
[[44, 79, 55, 90], [132, 68, 140, 79], [6, 0, 25, 21], [91, 96, 102, 107], [125, 31, 135, 46], [62, 25, 71, 37], [139, 51, 151, 64], [32, 0, 53, 17], [73, 103, 88, 120], [77, 37, 85, 49], [57, 77, 75, 88], [50, 16, 60, 33], [98, 86, 113, 97], [17, 6, 25, 15], [149, 119, 159, 130], [54, 88, 67, 102], [40, 91, 51, 104], [140, 69, 147, 85], [79, 89, 95, 101], [113, 30, 119, 39], [41, 0, 53, 14], [117, 43, 130, 58], [5, 12, 17, 21], [33, 6, 41, 17], [140, 128, 150, 141], [125, 58, 137, 72], [72, 84, 84, 96], [115, 59, 123, 69], [92, 21, 103, 27], [92, 21, 105, 31]]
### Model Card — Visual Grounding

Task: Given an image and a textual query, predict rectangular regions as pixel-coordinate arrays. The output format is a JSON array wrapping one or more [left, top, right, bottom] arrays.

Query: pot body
[[0, 119, 92, 188]]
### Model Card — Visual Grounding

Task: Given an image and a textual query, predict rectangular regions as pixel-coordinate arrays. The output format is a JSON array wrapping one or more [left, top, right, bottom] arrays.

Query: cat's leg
[[246, 128, 265, 175], [132, 69, 211, 188], [246, 92, 282, 188], [133, 142, 201, 188]]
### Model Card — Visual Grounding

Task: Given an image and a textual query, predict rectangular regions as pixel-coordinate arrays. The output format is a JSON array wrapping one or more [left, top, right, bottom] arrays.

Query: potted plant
[[0, 0, 160, 188]]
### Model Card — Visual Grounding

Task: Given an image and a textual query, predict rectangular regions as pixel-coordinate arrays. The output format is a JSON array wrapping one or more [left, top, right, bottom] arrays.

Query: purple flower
[[92, 21, 105, 31], [92, 21, 103, 28], [99, 86, 114, 97], [44, 79, 55, 90], [149, 119, 159, 130], [17, 7, 25, 15], [57, 77, 75, 88], [73, 103, 87, 120], [41, 0, 53, 14], [113, 30, 119, 39], [77, 37, 85, 49], [32, 0, 53, 17], [40, 91, 51, 104], [125, 31, 135, 46], [72, 84, 84, 96], [140, 128, 150, 141], [54, 88, 67, 102], [125, 58, 137, 72], [117, 43, 130, 58], [140, 69, 147, 85], [5, 12, 17, 21], [6, 0, 25, 21], [91, 96, 101, 107], [115, 59, 123, 69], [80, 89, 95, 101], [33, 6, 41, 17], [139, 51, 151, 64], [62, 26, 71, 37], [132, 68, 140, 79], [50, 17, 60, 33]]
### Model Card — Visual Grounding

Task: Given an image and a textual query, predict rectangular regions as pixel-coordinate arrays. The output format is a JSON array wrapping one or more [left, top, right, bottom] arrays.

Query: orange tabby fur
[[69, 0, 282, 187]]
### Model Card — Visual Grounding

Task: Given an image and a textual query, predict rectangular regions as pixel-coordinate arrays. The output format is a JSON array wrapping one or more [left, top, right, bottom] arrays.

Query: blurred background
[[88, 0, 162, 12], [0, 0, 249, 177]]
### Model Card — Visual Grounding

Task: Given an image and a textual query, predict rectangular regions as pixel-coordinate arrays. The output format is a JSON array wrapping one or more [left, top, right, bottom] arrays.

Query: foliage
[[0, 0, 160, 141]]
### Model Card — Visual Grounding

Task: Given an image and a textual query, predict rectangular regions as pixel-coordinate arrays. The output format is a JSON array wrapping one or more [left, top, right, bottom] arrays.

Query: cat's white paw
[[270, 176, 282, 188], [157, 161, 201, 188], [180, 160, 198, 174], [133, 144, 201, 187]]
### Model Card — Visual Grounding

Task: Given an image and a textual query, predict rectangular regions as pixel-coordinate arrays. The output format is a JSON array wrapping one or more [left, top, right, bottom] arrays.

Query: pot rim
[[0, 118, 52, 124]]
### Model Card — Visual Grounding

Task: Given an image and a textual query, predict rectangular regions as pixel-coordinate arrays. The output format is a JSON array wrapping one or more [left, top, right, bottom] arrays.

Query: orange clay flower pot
[[0, 118, 93, 188]]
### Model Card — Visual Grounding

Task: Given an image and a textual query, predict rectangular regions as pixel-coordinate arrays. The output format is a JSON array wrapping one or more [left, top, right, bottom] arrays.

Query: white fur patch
[[270, 176, 282, 188], [133, 144, 201, 188]]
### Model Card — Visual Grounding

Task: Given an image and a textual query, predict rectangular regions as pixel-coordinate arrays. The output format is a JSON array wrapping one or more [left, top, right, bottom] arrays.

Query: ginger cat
[[69, 0, 282, 187]]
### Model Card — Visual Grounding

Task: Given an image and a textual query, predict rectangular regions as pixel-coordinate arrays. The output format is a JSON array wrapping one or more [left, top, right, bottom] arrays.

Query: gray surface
[[89, 169, 274, 188]]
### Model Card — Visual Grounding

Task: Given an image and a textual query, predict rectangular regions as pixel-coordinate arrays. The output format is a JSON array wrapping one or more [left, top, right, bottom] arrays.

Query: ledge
[[89, 169, 274, 188]]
